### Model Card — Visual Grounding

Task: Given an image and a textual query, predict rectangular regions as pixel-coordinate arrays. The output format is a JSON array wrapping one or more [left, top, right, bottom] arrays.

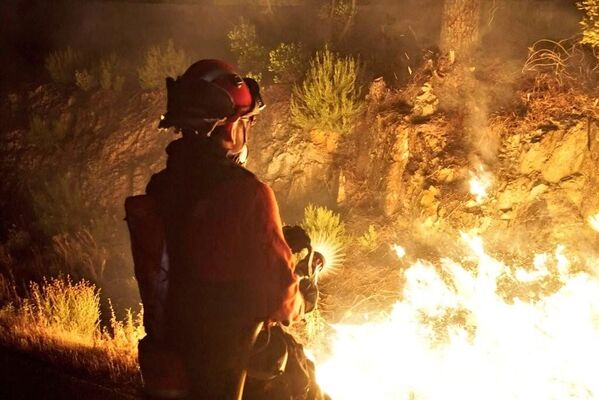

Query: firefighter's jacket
[[126, 136, 304, 338]]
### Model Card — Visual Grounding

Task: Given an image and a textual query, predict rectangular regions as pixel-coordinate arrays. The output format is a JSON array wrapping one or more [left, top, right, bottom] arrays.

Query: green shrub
[[74, 53, 126, 92], [138, 40, 188, 89], [291, 47, 363, 134], [578, 0, 599, 48], [227, 17, 268, 80], [301, 205, 348, 277], [45, 47, 84, 85], [75, 69, 98, 91], [29, 172, 90, 236], [27, 276, 100, 339], [357, 225, 378, 253], [302, 204, 348, 247], [318, 0, 356, 23], [268, 42, 307, 83], [99, 53, 126, 91], [28, 114, 69, 150]]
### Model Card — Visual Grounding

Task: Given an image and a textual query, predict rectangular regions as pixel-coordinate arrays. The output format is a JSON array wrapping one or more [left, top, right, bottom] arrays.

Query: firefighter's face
[[222, 115, 254, 152]]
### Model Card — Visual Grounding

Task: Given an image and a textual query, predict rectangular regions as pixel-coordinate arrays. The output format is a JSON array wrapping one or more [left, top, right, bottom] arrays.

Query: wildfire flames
[[469, 166, 492, 204], [392, 244, 406, 259], [313, 233, 599, 400], [588, 213, 599, 233]]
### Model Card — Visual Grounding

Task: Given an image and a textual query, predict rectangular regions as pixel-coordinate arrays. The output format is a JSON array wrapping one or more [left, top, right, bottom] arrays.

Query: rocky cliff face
[[1, 77, 597, 272], [342, 78, 599, 258], [0, 85, 170, 228], [0, 84, 175, 307]]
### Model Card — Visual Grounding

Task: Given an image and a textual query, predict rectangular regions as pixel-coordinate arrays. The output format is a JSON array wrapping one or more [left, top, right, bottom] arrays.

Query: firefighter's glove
[[299, 277, 319, 313], [283, 225, 311, 254]]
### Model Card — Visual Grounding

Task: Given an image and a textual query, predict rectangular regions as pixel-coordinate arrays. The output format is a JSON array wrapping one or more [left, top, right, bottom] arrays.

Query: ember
[[468, 165, 492, 204], [392, 244, 406, 259]]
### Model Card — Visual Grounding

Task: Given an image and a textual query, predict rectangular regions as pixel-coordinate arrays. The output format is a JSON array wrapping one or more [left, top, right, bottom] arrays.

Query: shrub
[[318, 0, 355, 21], [28, 276, 100, 339], [301, 205, 348, 277], [290, 47, 363, 134], [74, 53, 126, 92], [0, 273, 16, 306], [577, 0, 599, 48], [357, 225, 379, 253], [103, 300, 145, 353], [99, 53, 126, 91], [138, 40, 188, 89], [45, 47, 84, 85], [75, 69, 98, 91], [227, 17, 268, 80], [268, 42, 307, 83], [0, 275, 144, 383], [52, 230, 108, 284], [28, 114, 69, 150], [29, 172, 90, 236]]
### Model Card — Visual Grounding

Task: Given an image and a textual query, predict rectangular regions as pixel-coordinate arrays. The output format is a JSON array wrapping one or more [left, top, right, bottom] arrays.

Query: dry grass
[[52, 229, 108, 283], [522, 37, 598, 93], [517, 74, 598, 130], [0, 275, 144, 387]]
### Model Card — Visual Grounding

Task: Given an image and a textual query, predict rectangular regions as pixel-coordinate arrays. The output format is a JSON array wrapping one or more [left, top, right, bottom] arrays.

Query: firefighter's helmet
[[159, 59, 264, 134]]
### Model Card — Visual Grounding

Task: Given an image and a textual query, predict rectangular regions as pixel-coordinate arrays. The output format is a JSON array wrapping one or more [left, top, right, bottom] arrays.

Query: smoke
[[436, 0, 582, 166]]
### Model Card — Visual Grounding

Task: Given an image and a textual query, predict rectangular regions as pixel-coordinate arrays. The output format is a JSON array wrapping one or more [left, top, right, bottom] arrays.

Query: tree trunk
[[339, 0, 356, 40], [439, 0, 482, 57]]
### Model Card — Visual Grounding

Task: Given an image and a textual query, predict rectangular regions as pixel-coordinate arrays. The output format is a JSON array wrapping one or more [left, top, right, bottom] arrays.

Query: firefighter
[[126, 59, 307, 399]]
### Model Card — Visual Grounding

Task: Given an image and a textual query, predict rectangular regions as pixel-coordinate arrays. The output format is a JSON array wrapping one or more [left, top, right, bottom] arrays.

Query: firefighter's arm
[[253, 182, 305, 322], [124, 195, 166, 337]]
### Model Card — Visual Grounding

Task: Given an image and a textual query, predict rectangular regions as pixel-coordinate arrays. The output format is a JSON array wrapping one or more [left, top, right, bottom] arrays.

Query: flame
[[469, 166, 492, 204], [313, 234, 599, 399], [588, 213, 599, 232], [392, 244, 406, 259]]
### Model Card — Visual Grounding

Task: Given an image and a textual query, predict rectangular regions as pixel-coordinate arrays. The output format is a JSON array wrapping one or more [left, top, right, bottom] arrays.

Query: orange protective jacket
[[126, 137, 304, 333]]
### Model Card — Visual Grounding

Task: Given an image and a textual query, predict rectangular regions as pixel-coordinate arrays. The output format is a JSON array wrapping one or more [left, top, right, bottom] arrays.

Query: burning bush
[[137, 40, 188, 89], [290, 47, 363, 134]]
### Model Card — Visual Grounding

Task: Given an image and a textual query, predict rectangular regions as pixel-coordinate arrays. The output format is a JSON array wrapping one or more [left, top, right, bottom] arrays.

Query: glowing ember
[[469, 165, 492, 204], [588, 213, 599, 232], [313, 234, 599, 400], [392, 244, 406, 259]]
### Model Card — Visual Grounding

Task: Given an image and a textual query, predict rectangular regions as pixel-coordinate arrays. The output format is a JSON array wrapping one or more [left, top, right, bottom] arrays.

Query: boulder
[[541, 125, 588, 183]]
